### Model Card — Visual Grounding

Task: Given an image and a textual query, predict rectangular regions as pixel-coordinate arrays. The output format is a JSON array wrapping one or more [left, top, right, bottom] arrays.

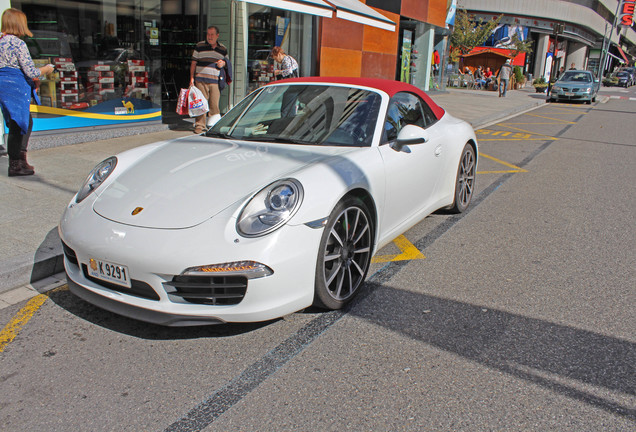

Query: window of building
[[13, 0, 161, 131]]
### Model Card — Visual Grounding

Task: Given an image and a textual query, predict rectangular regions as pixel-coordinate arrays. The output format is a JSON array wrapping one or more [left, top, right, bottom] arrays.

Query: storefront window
[[246, 4, 314, 93], [13, 0, 161, 131]]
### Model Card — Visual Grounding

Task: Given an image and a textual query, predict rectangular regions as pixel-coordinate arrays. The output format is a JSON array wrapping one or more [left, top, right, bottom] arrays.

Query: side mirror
[[392, 124, 429, 152]]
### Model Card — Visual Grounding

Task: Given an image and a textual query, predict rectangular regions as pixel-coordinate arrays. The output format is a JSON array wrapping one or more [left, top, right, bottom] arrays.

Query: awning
[[616, 45, 630, 64], [239, 0, 396, 32], [239, 0, 335, 18], [606, 51, 626, 64], [325, 0, 396, 32]]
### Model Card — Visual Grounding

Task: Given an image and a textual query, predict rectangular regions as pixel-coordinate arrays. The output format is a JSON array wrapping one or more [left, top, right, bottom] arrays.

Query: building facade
[[457, 0, 636, 80], [2, 0, 453, 135]]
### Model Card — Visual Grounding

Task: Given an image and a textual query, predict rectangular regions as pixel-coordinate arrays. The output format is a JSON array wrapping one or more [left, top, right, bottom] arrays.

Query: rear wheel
[[314, 197, 373, 310], [448, 143, 476, 214]]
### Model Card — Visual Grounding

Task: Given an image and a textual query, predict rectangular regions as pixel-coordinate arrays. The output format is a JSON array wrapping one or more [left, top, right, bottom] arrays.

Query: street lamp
[[547, 22, 564, 97]]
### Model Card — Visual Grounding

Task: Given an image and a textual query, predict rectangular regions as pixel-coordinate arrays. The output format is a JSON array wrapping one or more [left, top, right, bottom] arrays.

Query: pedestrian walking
[[496, 59, 513, 97], [0, 8, 54, 176], [190, 25, 229, 133]]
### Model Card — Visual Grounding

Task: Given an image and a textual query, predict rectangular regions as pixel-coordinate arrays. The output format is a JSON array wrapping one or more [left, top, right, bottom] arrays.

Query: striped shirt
[[192, 41, 227, 84]]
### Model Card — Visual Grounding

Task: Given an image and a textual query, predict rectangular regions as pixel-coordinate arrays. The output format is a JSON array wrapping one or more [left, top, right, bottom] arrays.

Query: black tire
[[314, 197, 373, 310], [448, 143, 476, 214]]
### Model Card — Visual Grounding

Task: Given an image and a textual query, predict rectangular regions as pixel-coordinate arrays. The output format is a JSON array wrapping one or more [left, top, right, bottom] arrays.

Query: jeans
[[499, 78, 509, 96]]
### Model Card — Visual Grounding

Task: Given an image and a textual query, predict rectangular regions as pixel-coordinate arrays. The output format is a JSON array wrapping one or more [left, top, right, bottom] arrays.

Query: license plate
[[565, 92, 574, 96], [88, 258, 131, 288]]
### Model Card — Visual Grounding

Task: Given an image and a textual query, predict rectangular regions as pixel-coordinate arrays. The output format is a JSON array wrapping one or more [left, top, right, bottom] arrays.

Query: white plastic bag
[[188, 85, 209, 117]]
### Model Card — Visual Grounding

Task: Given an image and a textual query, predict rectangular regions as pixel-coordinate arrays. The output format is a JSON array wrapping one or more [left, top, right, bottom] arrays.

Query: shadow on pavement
[[47, 287, 275, 339], [351, 282, 636, 420]]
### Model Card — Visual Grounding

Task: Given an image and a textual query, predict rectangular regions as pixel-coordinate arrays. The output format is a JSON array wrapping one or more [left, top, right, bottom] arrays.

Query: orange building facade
[[319, 0, 451, 89]]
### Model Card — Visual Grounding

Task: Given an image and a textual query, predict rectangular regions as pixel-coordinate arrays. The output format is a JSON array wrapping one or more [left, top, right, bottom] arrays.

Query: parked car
[[618, 67, 636, 86], [548, 70, 599, 104], [615, 71, 633, 87], [59, 77, 478, 325]]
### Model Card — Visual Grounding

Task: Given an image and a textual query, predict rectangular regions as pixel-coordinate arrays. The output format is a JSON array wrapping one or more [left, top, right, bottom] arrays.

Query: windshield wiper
[[240, 136, 315, 145], [206, 130, 232, 139]]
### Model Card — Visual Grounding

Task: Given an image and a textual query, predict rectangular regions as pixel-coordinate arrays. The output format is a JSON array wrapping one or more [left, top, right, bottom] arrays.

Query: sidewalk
[[0, 86, 546, 296]]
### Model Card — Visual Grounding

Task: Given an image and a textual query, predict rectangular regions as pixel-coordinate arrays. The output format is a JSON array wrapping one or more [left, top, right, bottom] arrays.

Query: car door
[[378, 92, 445, 238]]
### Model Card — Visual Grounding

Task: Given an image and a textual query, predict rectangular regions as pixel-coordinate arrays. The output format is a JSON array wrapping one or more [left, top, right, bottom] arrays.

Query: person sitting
[[474, 66, 487, 89], [461, 67, 473, 87], [484, 67, 494, 89]]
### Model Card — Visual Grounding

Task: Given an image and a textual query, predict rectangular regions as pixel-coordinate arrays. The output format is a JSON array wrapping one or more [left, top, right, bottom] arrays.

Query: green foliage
[[449, 9, 502, 63], [532, 77, 547, 86], [508, 33, 534, 59], [513, 66, 524, 83]]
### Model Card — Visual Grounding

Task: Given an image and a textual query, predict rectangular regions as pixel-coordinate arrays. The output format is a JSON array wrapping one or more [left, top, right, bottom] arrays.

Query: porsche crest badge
[[131, 207, 144, 216]]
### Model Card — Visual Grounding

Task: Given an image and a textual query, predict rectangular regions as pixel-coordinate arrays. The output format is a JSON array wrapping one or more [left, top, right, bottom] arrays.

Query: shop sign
[[619, 0, 635, 26]]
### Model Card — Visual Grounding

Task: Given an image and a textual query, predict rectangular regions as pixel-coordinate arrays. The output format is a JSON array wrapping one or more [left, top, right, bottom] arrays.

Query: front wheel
[[314, 198, 373, 310], [448, 143, 477, 214]]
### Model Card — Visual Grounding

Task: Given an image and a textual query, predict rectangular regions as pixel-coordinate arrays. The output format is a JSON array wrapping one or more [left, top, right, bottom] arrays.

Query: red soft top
[[270, 76, 446, 121]]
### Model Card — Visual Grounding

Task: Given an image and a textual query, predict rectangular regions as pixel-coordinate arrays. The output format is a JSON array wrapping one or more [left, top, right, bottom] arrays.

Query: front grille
[[62, 241, 79, 266], [81, 264, 160, 301], [164, 275, 248, 305]]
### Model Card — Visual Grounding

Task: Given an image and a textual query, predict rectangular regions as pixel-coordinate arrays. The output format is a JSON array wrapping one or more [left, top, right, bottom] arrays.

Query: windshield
[[559, 71, 592, 83], [207, 84, 382, 147]]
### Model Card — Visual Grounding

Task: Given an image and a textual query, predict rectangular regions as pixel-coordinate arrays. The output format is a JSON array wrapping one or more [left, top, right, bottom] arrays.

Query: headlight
[[75, 156, 117, 203], [237, 179, 303, 237], [583, 87, 591, 93], [552, 85, 561, 92]]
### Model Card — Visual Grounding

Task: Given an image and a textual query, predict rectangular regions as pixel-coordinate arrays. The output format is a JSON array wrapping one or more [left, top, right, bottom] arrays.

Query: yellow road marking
[[476, 129, 532, 140], [478, 153, 527, 173], [372, 235, 425, 263], [0, 285, 68, 353], [477, 137, 549, 141], [525, 113, 576, 124], [498, 123, 560, 141], [503, 122, 574, 125]]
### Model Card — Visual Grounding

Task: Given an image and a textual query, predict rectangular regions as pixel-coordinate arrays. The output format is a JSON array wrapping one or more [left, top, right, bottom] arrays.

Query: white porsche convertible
[[59, 77, 478, 326]]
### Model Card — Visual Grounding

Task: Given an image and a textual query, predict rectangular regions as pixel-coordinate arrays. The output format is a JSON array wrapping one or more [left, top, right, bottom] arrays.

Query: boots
[[8, 159, 34, 177], [20, 151, 34, 171]]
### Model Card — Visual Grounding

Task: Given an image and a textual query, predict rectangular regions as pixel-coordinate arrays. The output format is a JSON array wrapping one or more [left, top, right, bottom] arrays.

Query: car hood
[[93, 136, 353, 229]]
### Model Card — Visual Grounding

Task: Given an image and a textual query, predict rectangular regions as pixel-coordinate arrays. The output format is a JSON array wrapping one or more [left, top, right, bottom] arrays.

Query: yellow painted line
[[31, 105, 161, 121], [478, 137, 555, 142], [479, 153, 528, 172], [372, 235, 425, 263], [525, 113, 576, 124], [549, 106, 588, 112], [0, 285, 68, 353], [502, 122, 574, 125], [498, 123, 560, 141], [478, 170, 525, 174]]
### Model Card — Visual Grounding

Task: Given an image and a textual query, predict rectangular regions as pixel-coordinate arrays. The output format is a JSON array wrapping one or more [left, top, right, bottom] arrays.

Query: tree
[[449, 9, 502, 63], [508, 33, 534, 59]]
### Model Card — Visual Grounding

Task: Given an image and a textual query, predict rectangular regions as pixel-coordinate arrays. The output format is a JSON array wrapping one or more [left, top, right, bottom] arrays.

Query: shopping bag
[[176, 88, 189, 115], [188, 85, 209, 117]]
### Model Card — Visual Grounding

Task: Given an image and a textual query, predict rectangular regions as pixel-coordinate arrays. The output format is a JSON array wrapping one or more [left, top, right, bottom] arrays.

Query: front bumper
[[550, 88, 594, 102], [59, 204, 323, 325]]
